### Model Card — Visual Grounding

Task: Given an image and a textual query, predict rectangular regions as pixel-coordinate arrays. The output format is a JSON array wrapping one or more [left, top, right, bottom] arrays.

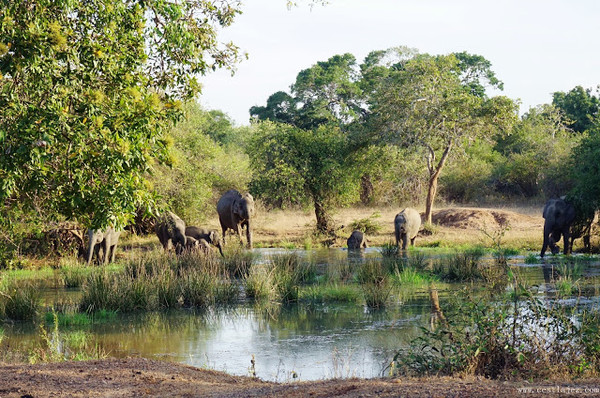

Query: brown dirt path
[[2, 358, 598, 397]]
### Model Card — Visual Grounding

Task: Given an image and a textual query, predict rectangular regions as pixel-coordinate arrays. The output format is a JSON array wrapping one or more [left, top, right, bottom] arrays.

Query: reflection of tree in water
[[94, 311, 216, 358]]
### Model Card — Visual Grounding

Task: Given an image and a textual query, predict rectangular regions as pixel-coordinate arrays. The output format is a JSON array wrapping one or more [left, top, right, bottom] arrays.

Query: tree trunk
[[424, 142, 453, 224], [314, 200, 333, 234], [360, 174, 374, 205]]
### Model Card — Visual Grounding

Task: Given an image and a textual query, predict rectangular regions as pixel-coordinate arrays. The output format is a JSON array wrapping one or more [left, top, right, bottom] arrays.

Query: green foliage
[[552, 86, 600, 133], [248, 121, 358, 232], [356, 260, 391, 308], [0, 279, 41, 321], [151, 102, 251, 223], [493, 105, 578, 197], [0, 0, 242, 230], [251, 53, 363, 129], [348, 213, 382, 234], [440, 139, 500, 202], [568, 124, 600, 214], [366, 50, 518, 221], [395, 288, 600, 379]]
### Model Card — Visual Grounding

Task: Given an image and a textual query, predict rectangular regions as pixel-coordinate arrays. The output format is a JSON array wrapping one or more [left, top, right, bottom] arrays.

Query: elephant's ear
[[233, 199, 242, 215]]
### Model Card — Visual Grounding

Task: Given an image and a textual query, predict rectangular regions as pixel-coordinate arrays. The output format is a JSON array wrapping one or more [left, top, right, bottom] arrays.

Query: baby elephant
[[184, 236, 213, 253], [185, 226, 224, 256], [347, 230, 368, 250], [394, 208, 421, 250]]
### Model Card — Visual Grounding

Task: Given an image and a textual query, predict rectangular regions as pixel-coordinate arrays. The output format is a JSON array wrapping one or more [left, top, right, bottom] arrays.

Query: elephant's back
[[217, 190, 242, 213]]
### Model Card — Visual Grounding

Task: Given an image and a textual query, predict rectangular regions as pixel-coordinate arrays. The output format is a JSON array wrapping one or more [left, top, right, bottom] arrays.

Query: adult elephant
[[87, 227, 122, 265], [185, 226, 224, 256], [394, 208, 421, 250], [347, 230, 368, 250], [541, 197, 576, 258], [155, 211, 187, 255], [217, 190, 255, 249]]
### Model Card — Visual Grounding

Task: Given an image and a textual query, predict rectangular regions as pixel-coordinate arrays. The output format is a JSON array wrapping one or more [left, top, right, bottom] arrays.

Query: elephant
[[185, 226, 224, 256], [86, 227, 121, 265], [155, 211, 187, 255], [541, 197, 576, 257], [347, 230, 368, 250], [394, 208, 421, 250], [217, 189, 255, 249], [185, 236, 213, 254]]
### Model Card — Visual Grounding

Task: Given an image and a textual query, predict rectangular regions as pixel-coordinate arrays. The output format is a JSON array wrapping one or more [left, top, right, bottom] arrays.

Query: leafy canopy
[[0, 0, 242, 229]]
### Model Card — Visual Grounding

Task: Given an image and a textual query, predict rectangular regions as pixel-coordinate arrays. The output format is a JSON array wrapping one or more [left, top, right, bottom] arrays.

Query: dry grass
[[117, 204, 598, 253]]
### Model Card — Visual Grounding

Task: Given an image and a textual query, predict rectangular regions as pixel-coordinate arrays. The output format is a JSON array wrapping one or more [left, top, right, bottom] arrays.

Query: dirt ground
[[247, 205, 547, 250], [3, 206, 598, 397], [2, 357, 600, 397]]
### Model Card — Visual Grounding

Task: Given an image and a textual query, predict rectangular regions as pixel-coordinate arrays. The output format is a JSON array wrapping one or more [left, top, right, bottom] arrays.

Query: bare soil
[[2, 357, 599, 397], [4, 206, 598, 397]]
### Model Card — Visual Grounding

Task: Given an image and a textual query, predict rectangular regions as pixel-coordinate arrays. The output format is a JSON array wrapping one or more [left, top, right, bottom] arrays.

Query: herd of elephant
[[86, 190, 254, 264], [85, 189, 582, 264]]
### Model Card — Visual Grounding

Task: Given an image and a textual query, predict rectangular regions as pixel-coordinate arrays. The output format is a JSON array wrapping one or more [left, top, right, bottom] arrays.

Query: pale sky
[[198, 0, 600, 126]]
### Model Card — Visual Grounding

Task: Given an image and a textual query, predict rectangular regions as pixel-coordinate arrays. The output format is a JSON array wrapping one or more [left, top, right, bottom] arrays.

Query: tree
[[250, 53, 364, 129], [493, 105, 578, 198], [247, 121, 358, 233], [151, 103, 251, 225], [367, 51, 517, 223], [552, 86, 600, 133], [0, 0, 242, 229]]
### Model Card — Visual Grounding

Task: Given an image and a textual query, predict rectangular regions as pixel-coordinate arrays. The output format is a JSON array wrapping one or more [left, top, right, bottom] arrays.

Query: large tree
[[552, 85, 600, 134], [0, 0, 242, 229], [247, 121, 357, 233], [250, 53, 364, 129], [367, 51, 517, 223]]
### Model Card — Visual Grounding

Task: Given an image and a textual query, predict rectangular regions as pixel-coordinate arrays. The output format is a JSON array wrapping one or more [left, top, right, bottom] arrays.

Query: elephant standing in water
[[347, 230, 368, 250], [541, 197, 575, 257], [87, 227, 122, 265], [217, 190, 255, 248], [394, 208, 421, 250], [155, 211, 187, 255]]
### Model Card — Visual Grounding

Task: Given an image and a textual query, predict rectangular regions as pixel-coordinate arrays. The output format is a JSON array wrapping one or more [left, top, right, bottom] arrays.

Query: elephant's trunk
[[246, 221, 252, 249]]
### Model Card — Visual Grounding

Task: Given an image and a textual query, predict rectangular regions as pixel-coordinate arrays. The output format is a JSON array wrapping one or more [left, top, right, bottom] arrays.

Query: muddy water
[[3, 249, 600, 381]]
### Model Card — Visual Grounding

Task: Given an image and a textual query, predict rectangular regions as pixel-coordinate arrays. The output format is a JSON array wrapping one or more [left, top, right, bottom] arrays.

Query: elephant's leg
[[402, 233, 408, 250], [394, 230, 401, 248], [410, 236, 416, 246], [235, 224, 243, 246], [109, 244, 117, 263], [562, 228, 571, 255]]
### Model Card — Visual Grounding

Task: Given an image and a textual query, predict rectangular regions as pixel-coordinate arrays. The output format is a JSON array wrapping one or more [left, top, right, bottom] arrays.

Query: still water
[[3, 248, 600, 381]]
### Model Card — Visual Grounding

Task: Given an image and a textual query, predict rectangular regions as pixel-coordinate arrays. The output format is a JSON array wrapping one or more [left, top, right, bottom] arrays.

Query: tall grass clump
[[245, 253, 314, 303], [57, 257, 90, 288], [356, 260, 390, 308], [299, 284, 361, 304], [271, 253, 315, 302], [0, 279, 41, 321], [432, 249, 484, 282], [554, 260, 583, 297], [222, 246, 258, 278], [245, 264, 276, 301]]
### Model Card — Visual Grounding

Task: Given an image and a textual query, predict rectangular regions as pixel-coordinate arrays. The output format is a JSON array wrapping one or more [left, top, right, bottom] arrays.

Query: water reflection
[[3, 248, 600, 381]]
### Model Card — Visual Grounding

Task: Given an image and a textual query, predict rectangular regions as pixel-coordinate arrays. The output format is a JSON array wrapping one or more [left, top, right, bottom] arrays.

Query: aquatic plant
[[394, 283, 600, 379], [0, 279, 41, 321], [356, 260, 390, 308]]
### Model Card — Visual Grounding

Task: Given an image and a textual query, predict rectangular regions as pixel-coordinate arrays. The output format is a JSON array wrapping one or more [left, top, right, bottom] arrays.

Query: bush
[[395, 285, 600, 379]]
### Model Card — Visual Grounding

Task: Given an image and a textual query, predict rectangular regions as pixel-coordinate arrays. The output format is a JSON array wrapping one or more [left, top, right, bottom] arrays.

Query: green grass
[[299, 283, 361, 303]]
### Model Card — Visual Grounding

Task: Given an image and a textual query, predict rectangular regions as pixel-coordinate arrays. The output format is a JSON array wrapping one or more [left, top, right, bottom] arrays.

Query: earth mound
[[432, 208, 543, 230]]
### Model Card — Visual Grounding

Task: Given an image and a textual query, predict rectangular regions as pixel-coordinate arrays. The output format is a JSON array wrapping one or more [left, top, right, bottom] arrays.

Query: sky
[[198, 0, 600, 126]]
